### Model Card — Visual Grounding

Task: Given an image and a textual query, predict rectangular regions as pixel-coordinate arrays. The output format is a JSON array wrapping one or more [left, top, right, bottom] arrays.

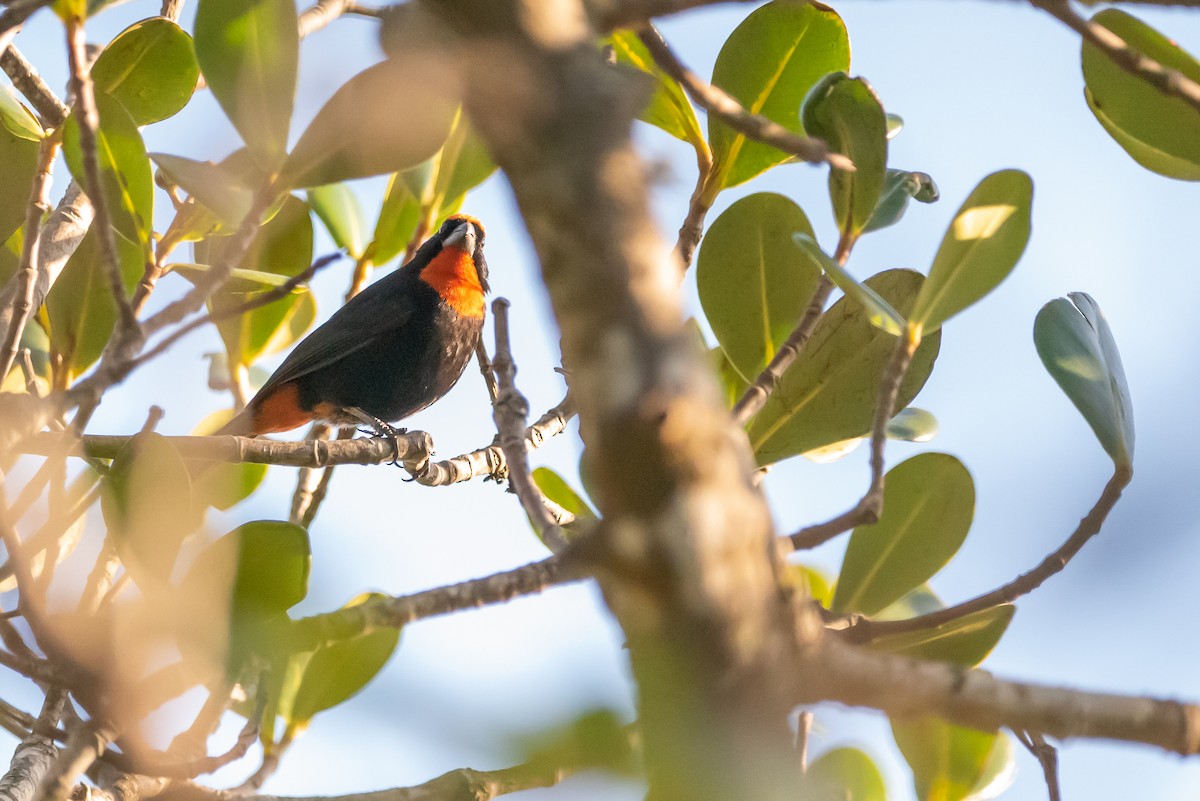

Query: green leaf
[[709, 0, 850, 189], [171, 263, 310, 293], [871, 598, 1013, 667], [747, 269, 941, 464], [712, 346, 749, 409], [62, 91, 154, 253], [152, 152, 256, 228], [1034, 292, 1134, 469], [368, 167, 426, 265], [0, 85, 43, 141], [864, 169, 938, 234], [92, 18, 199, 126], [833, 453, 975, 615], [786, 563, 833, 608], [605, 29, 705, 149], [798, 747, 886, 801], [1082, 9, 1200, 180], [885, 113, 904, 140], [46, 228, 143, 380], [200, 195, 315, 367], [196, 520, 311, 619], [887, 407, 938, 443], [0, 126, 39, 244], [100, 433, 200, 588], [307, 184, 366, 259], [431, 109, 496, 212], [532, 468, 597, 521], [793, 233, 904, 336], [801, 72, 888, 240], [910, 170, 1032, 334], [194, 0, 297, 170], [289, 593, 401, 727], [892, 719, 1015, 801], [697, 193, 822, 382], [281, 57, 458, 189]]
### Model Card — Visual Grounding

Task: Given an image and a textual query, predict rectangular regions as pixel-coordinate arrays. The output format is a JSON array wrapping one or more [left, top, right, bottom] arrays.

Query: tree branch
[[0, 690, 65, 801]]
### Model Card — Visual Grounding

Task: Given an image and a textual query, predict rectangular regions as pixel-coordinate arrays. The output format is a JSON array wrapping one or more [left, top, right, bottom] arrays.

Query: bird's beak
[[443, 222, 477, 255]]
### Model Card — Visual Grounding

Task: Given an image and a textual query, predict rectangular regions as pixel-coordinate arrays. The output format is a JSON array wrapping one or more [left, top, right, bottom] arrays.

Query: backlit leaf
[[308, 183, 366, 259], [798, 747, 886, 801], [0, 85, 43, 141], [0, 126, 39, 244], [92, 18, 199, 125], [606, 29, 705, 149], [793, 233, 904, 336], [892, 719, 1015, 801], [864, 168, 938, 234]]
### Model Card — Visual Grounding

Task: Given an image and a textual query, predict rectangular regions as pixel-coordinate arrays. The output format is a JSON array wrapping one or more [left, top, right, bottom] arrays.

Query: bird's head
[[438, 214, 489, 293]]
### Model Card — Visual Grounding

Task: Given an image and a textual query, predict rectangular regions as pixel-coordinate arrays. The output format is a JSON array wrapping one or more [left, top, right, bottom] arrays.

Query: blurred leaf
[[92, 18, 199, 125], [605, 29, 705, 149], [886, 113, 904, 140], [793, 233, 904, 336], [368, 167, 426, 265], [887, 407, 938, 442], [194, 0, 297, 170], [892, 719, 1015, 801], [709, 0, 849, 189], [798, 747, 886, 801], [864, 169, 939, 233], [712, 346, 749, 409], [152, 152, 256, 228], [0, 85, 43, 141], [785, 563, 833, 608], [910, 170, 1032, 334], [0, 227, 19, 286], [0, 126, 39, 244], [307, 183, 366, 259], [1034, 292, 1134, 469], [1083, 9, 1200, 180], [802, 436, 862, 464], [833, 453, 975, 615], [520, 710, 637, 777], [870, 602, 1014, 667], [101, 433, 200, 589], [281, 56, 458, 189], [698, 193, 822, 381], [45, 228, 143, 380], [532, 467, 597, 521], [171, 262, 309, 293], [747, 269, 941, 464], [289, 593, 401, 728], [62, 92, 154, 253], [192, 409, 268, 510], [432, 109, 496, 211], [801, 72, 888, 241]]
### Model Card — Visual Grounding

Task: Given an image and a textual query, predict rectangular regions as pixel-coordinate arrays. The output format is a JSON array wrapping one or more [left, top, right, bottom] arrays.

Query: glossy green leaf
[[92, 18, 199, 125], [1083, 10, 1200, 180], [1034, 292, 1134, 468], [910, 170, 1032, 334], [152, 152, 256, 228], [62, 91, 154, 253], [798, 747, 886, 801], [0, 126, 39, 244], [289, 593, 401, 727], [281, 56, 458, 189], [45, 227, 143, 380], [101, 433, 200, 588], [697, 193, 822, 381], [801, 73, 888, 240], [0, 85, 43, 141], [833, 453, 974, 615], [709, 0, 849, 189], [747, 269, 941, 464], [793, 233, 904, 336], [532, 467, 597, 521], [368, 167, 426, 265], [308, 184, 366, 259], [606, 29, 705, 148], [887, 407, 938, 443], [871, 604, 1014, 667], [864, 169, 939, 234], [201, 195, 315, 367], [892, 719, 1015, 801], [194, 0, 297, 170]]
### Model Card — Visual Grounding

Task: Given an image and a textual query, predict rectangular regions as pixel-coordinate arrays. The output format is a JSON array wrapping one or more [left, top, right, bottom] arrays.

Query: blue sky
[[5, 1, 1200, 799]]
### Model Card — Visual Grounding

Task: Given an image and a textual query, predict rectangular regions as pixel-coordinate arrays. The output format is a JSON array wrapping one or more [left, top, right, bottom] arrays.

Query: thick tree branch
[[0, 46, 67, 127], [36, 720, 114, 801], [0, 690, 65, 801]]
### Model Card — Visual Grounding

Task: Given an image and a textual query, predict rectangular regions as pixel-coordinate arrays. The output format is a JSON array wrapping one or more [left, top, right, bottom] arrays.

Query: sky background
[[4, 1, 1200, 799]]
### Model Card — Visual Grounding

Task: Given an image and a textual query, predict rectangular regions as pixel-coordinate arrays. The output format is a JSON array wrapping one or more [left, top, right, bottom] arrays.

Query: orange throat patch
[[419, 248, 485, 318]]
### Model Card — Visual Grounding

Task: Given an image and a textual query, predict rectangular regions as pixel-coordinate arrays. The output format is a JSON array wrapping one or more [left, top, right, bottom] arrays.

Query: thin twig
[[636, 25, 851, 171], [0, 137, 58, 383], [298, 427, 353, 529], [1014, 730, 1061, 801], [843, 468, 1132, 642], [475, 340, 499, 403], [1032, 0, 1200, 116], [787, 331, 919, 551], [160, 0, 184, 21], [288, 423, 333, 526], [64, 17, 140, 349], [793, 710, 812, 775], [673, 152, 714, 274], [0, 0, 52, 42], [490, 299, 569, 552], [0, 45, 68, 127]]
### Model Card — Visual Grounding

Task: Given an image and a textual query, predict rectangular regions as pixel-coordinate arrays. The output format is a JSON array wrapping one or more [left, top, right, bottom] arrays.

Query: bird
[[217, 214, 489, 438]]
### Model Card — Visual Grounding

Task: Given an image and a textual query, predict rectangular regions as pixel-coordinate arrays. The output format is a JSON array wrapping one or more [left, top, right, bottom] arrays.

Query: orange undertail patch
[[251, 382, 312, 435], [419, 248, 485, 318]]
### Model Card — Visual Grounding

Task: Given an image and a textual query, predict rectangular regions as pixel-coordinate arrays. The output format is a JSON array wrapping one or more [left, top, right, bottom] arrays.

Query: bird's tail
[[213, 408, 258, 438]]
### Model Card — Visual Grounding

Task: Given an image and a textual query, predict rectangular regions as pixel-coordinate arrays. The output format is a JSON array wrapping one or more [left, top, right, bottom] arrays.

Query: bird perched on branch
[[218, 215, 489, 438]]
